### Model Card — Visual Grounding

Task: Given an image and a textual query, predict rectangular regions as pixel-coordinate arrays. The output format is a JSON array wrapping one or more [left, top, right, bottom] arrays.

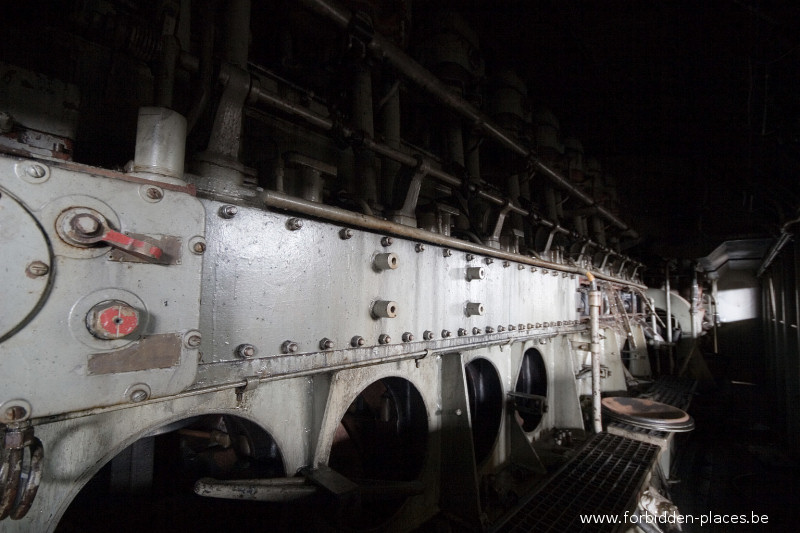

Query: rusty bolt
[[186, 333, 202, 348], [319, 338, 334, 350], [129, 389, 148, 402], [466, 254, 475, 261], [26, 261, 50, 277], [441, 329, 451, 338], [86, 300, 140, 340], [219, 205, 238, 219], [4, 406, 27, 421], [381, 236, 393, 247], [281, 340, 298, 354], [415, 243, 425, 253], [145, 187, 163, 200], [339, 228, 353, 239], [286, 218, 303, 231], [485, 326, 494, 333], [423, 330, 434, 341], [26, 164, 47, 179], [192, 241, 206, 254], [402, 332, 414, 342], [457, 328, 467, 337], [236, 343, 256, 358], [351, 335, 365, 347], [72, 213, 101, 236], [443, 249, 452, 257], [497, 326, 506, 332], [485, 257, 494, 265], [378, 333, 391, 345], [472, 327, 482, 335]]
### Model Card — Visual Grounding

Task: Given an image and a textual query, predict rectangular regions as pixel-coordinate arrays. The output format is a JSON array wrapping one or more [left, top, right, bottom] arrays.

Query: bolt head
[[518, 264, 525, 270], [281, 340, 298, 353], [351, 336, 365, 347], [186, 334, 202, 348], [26, 164, 46, 179], [503, 261, 510, 268], [457, 328, 467, 336], [485, 326, 494, 333], [192, 241, 206, 254], [26, 260, 50, 277], [129, 389, 148, 402], [423, 330, 434, 341], [4, 406, 27, 421], [415, 243, 425, 253], [219, 205, 238, 218], [381, 236, 393, 246], [378, 333, 391, 344], [466, 254, 475, 261], [237, 343, 256, 357], [286, 218, 303, 231], [320, 338, 334, 350], [443, 249, 452, 257], [340, 228, 354, 239], [441, 329, 451, 338], [508, 325, 516, 331], [498, 326, 505, 332], [402, 332, 414, 342], [485, 257, 494, 265], [472, 327, 482, 335], [146, 187, 163, 200], [86, 300, 140, 339], [72, 213, 101, 236]]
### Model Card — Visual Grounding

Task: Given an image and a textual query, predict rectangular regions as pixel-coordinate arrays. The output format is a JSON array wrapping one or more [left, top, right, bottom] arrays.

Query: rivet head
[[378, 333, 391, 344], [236, 343, 256, 357], [402, 332, 414, 342], [219, 205, 238, 218], [339, 228, 354, 239], [26, 260, 50, 277], [423, 330, 434, 341], [543, 322, 550, 327], [351, 335, 365, 347], [286, 218, 303, 231], [281, 340, 298, 353], [542, 269, 548, 274]]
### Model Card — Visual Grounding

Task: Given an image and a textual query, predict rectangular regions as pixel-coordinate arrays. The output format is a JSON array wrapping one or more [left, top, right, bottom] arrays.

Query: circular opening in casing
[[57, 415, 286, 531], [514, 348, 548, 432], [329, 377, 428, 529], [464, 358, 503, 465]]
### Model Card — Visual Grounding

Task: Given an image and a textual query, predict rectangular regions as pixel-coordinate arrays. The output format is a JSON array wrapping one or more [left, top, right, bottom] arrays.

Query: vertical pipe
[[587, 272, 603, 433], [650, 297, 661, 375], [665, 265, 674, 374], [711, 278, 719, 354]]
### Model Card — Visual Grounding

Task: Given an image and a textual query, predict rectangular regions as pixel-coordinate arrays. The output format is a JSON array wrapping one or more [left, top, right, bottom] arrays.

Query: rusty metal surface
[[88, 333, 183, 375]]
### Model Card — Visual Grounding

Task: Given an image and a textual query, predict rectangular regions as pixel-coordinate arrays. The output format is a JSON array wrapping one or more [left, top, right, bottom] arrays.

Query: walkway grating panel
[[495, 432, 660, 533]]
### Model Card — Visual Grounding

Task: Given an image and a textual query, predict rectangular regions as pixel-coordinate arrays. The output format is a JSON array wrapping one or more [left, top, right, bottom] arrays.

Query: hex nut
[[497, 326, 505, 332], [518, 264, 525, 270], [503, 261, 510, 268], [286, 218, 303, 231], [527, 323, 535, 329], [219, 205, 238, 218], [441, 329, 451, 338], [372, 300, 398, 319], [485, 257, 494, 265], [319, 338, 335, 350], [281, 340, 298, 353], [378, 333, 391, 344], [374, 253, 399, 271], [351, 335, 365, 347], [443, 249, 452, 257], [518, 324, 526, 331], [86, 300, 140, 340], [466, 302, 485, 317], [381, 236, 393, 247], [485, 326, 494, 333], [236, 343, 256, 358], [466, 267, 485, 281], [339, 228, 354, 239], [415, 243, 425, 253], [466, 254, 475, 261], [458, 328, 467, 336], [508, 325, 516, 331], [472, 327, 482, 335], [402, 332, 414, 342], [423, 330, 434, 341]]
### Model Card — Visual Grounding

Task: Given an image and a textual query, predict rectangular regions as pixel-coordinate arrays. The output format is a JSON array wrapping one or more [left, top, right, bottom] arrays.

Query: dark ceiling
[[416, 0, 800, 262]]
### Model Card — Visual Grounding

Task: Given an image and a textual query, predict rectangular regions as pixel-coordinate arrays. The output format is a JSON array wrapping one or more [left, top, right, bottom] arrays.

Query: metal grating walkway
[[495, 433, 660, 533]]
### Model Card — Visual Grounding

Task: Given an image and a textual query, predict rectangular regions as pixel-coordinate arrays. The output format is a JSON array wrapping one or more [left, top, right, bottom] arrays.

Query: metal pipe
[[263, 190, 646, 288], [757, 214, 800, 276], [295, 0, 638, 238], [587, 272, 603, 433], [665, 265, 674, 374], [650, 297, 661, 374]]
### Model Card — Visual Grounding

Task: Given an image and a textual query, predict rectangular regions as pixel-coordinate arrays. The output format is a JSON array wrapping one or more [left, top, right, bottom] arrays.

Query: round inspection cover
[[0, 189, 52, 340], [602, 396, 695, 432]]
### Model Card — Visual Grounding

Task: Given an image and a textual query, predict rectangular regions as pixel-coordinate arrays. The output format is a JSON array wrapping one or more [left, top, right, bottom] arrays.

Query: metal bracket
[[390, 157, 428, 227], [576, 364, 610, 380], [235, 376, 259, 402]]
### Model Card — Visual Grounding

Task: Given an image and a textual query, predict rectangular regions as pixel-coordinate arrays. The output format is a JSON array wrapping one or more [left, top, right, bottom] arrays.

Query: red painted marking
[[99, 306, 138, 337]]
